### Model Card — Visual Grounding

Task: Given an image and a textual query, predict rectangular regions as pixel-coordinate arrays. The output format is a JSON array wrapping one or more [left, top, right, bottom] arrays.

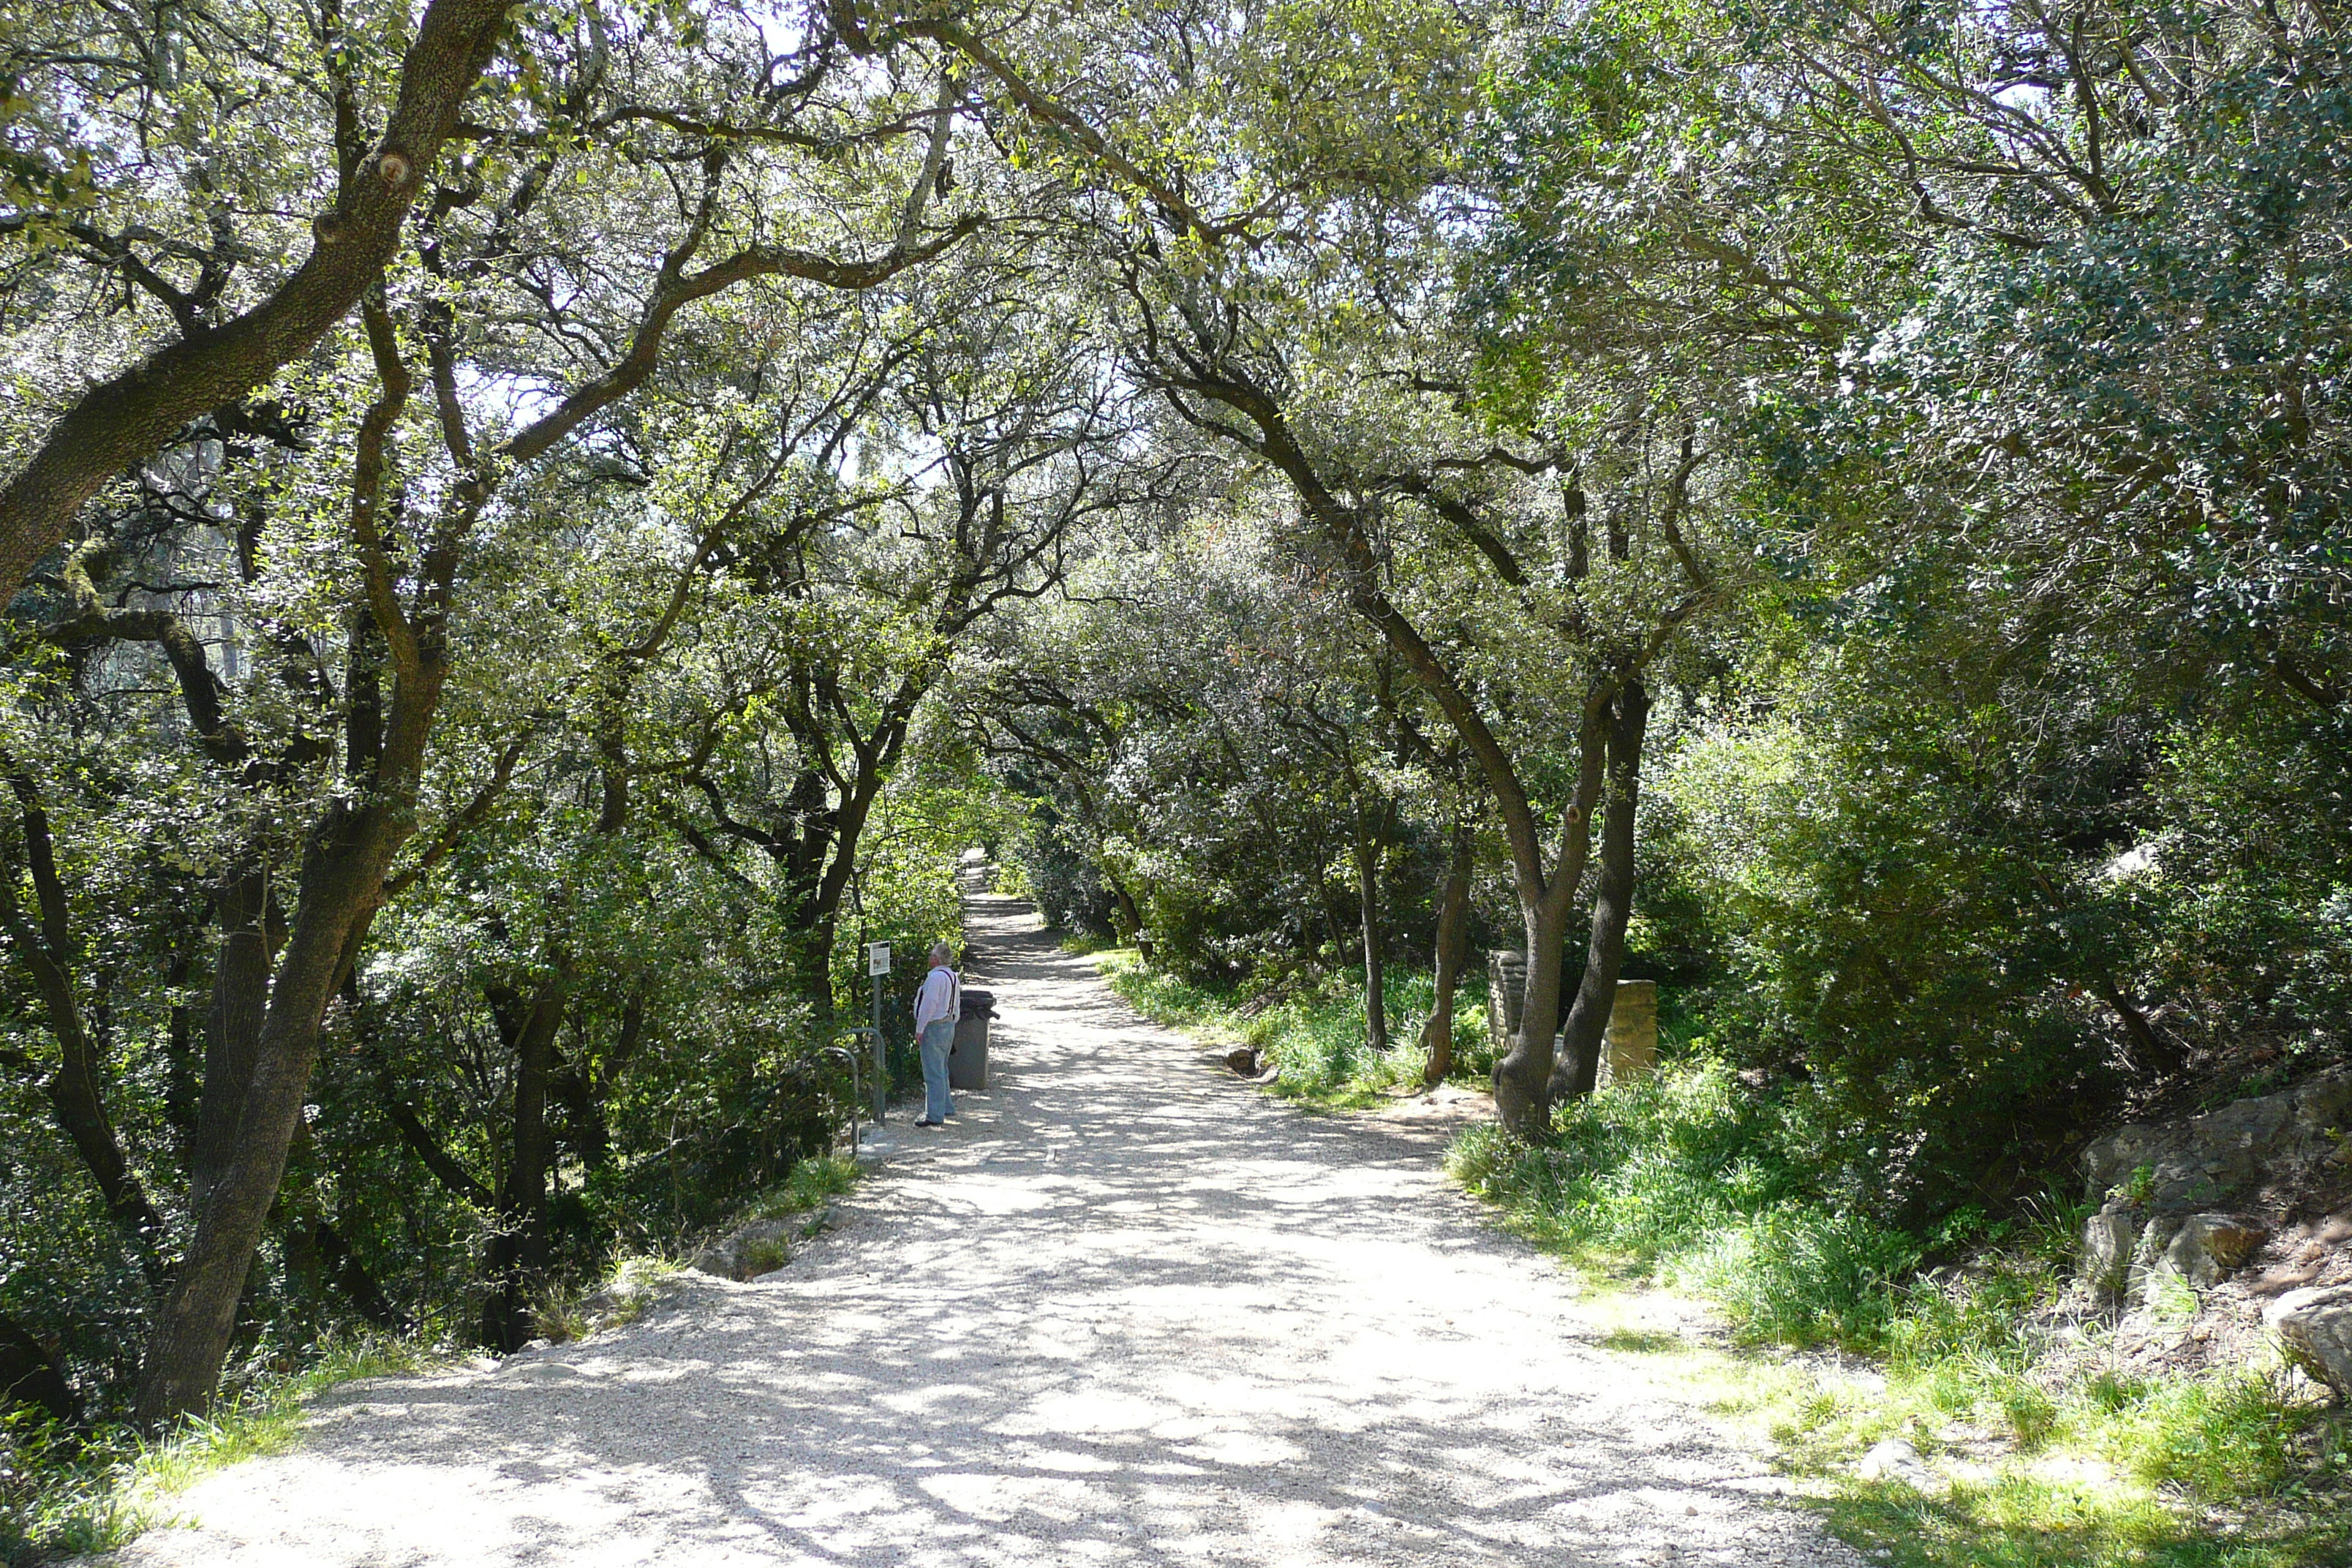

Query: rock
[[2082, 1073, 2352, 1213], [1599, 981, 1659, 1088], [2083, 1206, 2266, 1308], [689, 1218, 794, 1281], [1224, 1045, 1261, 1077], [2266, 1286, 2352, 1397], [1855, 1437, 1943, 1493], [2159, 1213, 2267, 1290], [2078, 1204, 2142, 1302]]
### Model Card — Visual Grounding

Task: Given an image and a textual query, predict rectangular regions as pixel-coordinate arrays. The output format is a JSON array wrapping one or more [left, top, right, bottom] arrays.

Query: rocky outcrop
[[2161, 1213, 2269, 1289], [2081, 1074, 2352, 1212], [2264, 1286, 2352, 1396], [2075, 1074, 2351, 1311], [2079, 1207, 2268, 1310]]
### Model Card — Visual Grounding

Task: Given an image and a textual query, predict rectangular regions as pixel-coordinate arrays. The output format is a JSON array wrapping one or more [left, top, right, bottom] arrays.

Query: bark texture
[[1353, 806, 1387, 1053], [1551, 681, 1650, 1101], [0, 0, 515, 595], [1419, 816, 1474, 1088]]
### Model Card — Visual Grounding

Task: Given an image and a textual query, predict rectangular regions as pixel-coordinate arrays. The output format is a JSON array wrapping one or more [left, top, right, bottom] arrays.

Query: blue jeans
[[919, 1019, 955, 1122]]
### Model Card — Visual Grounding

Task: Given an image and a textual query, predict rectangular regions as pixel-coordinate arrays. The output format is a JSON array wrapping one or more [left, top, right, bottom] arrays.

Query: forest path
[[108, 890, 1861, 1568]]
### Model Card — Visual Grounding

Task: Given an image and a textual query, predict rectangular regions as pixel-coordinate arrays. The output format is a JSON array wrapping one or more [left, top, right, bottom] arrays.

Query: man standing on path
[[911, 942, 962, 1127]]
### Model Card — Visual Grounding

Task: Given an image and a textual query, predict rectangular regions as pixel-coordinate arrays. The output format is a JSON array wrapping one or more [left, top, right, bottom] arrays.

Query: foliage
[[1450, 1054, 2352, 1567], [0, 1333, 442, 1564], [0, 4, 2346, 1554], [1098, 951, 1489, 1107]]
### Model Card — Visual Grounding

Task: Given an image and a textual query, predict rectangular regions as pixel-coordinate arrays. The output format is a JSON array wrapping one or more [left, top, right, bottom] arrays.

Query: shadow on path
[[113, 890, 1861, 1568]]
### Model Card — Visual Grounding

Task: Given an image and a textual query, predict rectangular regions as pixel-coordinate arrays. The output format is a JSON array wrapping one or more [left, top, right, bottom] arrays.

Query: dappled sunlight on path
[[110, 891, 1861, 1568]]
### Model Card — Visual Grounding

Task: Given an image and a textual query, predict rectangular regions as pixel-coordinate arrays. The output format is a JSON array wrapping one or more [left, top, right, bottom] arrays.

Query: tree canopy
[[0, 0, 2344, 1465]]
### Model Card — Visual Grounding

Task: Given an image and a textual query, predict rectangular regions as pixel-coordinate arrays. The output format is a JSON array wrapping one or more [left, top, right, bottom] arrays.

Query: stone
[[2125, 1216, 2192, 1316], [2079, 1206, 2264, 1308], [1599, 980, 1659, 1088], [689, 1218, 794, 1282], [2264, 1285, 2352, 1397], [1487, 951, 1662, 1080], [2158, 1213, 2267, 1290], [1855, 1437, 1943, 1493], [2078, 1204, 2142, 1302], [2082, 1073, 2352, 1213], [1487, 949, 1529, 1058]]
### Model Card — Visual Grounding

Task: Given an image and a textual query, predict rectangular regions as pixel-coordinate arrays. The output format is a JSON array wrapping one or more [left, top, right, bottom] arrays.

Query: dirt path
[[108, 892, 1862, 1567]]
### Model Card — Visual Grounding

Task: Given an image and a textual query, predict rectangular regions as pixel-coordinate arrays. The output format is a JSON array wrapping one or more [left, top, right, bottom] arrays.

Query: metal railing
[[823, 1028, 879, 1156]]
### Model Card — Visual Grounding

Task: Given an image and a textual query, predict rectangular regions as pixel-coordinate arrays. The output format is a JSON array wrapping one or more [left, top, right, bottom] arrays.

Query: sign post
[[866, 943, 890, 1123]]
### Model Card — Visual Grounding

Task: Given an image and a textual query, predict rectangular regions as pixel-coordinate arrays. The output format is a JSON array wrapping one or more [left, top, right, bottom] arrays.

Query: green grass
[[742, 1151, 862, 1219], [1093, 951, 1490, 1108], [539, 1153, 865, 1339], [1445, 1060, 2352, 1568], [536, 1254, 683, 1342], [1, 1157, 869, 1564], [1, 1332, 448, 1564]]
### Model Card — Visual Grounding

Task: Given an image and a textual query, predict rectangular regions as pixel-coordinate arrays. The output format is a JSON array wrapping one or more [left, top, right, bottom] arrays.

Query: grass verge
[[1447, 1063, 2352, 1568], [1, 1333, 447, 1564], [5, 1151, 867, 1563], [1089, 950, 1489, 1107]]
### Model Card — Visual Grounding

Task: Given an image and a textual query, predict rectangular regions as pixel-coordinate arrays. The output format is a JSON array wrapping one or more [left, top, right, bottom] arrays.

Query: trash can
[[950, 989, 995, 1090]]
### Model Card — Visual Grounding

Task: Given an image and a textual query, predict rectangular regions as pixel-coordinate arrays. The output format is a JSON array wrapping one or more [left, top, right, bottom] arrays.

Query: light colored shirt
[[913, 965, 962, 1031]]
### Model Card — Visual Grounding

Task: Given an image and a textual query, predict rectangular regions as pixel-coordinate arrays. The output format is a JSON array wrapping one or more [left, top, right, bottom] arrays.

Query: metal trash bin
[[950, 989, 995, 1090]]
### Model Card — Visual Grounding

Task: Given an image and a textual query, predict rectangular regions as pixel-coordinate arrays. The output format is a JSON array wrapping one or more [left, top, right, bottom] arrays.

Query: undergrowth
[[539, 1153, 863, 1341], [1, 1152, 867, 1564], [1447, 1061, 2352, 1568], [740, 1150, 862, 1220], [1093, 950, 1489, 1106], [0, 1333, 443, 1564]]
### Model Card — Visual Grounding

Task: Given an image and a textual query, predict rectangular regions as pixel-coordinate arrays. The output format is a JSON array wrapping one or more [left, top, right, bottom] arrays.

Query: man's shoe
[[915, 1118, 944, 1128]]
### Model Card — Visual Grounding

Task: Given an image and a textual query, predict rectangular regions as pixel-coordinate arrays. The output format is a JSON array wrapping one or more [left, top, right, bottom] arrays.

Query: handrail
[[821, 1033, 875, 1157]]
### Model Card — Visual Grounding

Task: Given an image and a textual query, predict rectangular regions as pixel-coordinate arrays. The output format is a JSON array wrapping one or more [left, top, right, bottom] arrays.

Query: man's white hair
[[930, 941, 953, 965]]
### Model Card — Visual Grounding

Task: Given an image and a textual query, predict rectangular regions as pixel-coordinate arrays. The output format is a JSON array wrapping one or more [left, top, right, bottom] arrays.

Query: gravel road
[[107, 891, 1865, 1567]]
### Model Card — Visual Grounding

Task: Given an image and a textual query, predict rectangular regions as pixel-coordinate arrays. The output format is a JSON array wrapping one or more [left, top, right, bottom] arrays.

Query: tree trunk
[[0, 790, 170, 1282], [1552, 680, 1650, 1101], [1490, 693, 1613, 1133], [1420, 815, 1474, 1088], [480, 968, 569, 1352], [133, 783, 410, 1425], [312, 1215, 407, 1330], [0, 1311, 76, 1423], [163, 931, 199, 1147], [276, 1119, 405, 1330], [1354, 804, 1388, 1053], [1105, 870, 1144, 942], [189, 867, 272, 1210], [1497, 894, 1574, 1132], [2088, 978, 2187, 1078], [549, 1030, 611, 1172]]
